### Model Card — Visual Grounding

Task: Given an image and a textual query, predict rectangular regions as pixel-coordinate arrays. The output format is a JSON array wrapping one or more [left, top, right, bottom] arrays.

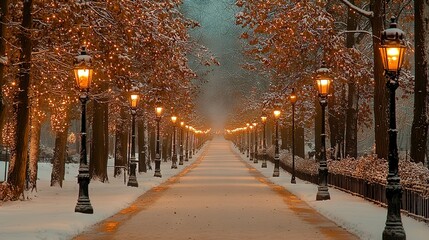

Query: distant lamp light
[[129, 93, 139, 110], [273, 110, 281, 119], [155, 106, 163, 117], [290, 88, 297, 104]]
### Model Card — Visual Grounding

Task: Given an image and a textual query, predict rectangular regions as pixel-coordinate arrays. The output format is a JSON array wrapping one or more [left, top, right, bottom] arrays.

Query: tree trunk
[[328, 93, 338, 159], [338, 89, 347, 159], [0, 0, 9, 142], [90, 100, 108, 182], [345, 0, 359, 159], [280, 126, 288, 150], [138, 117, 147, 173], [162, 133, 170, 162], [3, 0, 33, 201], [410, 0, 429, 164], [295, 126, 305, 159], [50, 130, 68, 187], [114, 108, 128, 177], [28, 111, 41, 191], [371, 0, 388, 160], [150, 126, 155, 164]]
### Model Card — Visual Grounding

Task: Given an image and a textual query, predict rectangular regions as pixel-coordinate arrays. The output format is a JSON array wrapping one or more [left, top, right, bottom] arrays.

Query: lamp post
[[154, 105, 163, 177], [185, 125, 189, 161], [192, 129, 196, 155], [315, 61, 331, 201], [290, 88, 297, 184], [273, 109, 281, 177], [253, 123, 258, 163], [73, 46, 94, 214], [261, 115, 267, 168], [246, 123, 250, 158], [241, 128, 245, 154], [249, 125, 254, 161], [379, 18, 406, 240], [127, 92, 140, 187], [179, 121, 185, 165], [189, 127, 193, 159], [171, 115, 178, 169]]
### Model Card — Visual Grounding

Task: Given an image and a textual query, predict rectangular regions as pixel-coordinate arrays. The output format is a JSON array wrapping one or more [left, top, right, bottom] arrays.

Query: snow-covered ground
[[1, 141, 428, 240], [0, 149, 204, 240], [232, 146, 429, 240]]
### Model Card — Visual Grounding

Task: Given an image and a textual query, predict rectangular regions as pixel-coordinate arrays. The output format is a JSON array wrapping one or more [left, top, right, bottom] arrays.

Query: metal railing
[[261, 154, 429, 222]]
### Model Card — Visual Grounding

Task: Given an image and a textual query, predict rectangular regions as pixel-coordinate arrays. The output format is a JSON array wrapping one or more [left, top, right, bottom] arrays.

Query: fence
[[261, 154, 429, 222]]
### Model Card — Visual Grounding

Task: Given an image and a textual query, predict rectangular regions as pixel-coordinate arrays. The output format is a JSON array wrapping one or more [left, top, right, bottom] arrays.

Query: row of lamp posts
[[229, 17, 407, 240], [73, 18, 407, 239], [72, 46, 208, 214]]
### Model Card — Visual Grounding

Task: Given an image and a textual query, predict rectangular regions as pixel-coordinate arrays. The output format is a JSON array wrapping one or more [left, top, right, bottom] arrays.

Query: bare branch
[[338, 0, 374, 18]]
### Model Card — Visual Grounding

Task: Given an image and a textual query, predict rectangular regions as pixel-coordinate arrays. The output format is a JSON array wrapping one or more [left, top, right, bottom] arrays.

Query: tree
[[410, 0, 428, 164], [0, 0, 9, 137], [235, 0, 372, 161], [3, 0, 33, 200]]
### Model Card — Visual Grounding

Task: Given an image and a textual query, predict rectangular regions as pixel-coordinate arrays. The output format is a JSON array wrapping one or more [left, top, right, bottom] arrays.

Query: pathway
[[74, 137, 357, 240]]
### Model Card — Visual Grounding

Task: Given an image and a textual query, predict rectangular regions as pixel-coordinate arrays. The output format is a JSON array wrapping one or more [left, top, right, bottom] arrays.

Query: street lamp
[[249, 125, 254, 161], [273, 109, 281, 177], [290, 88, 297, 184], [185, 125, 189, 161], [154, 105, 163, 177], [179, 121, 185, 165], [73, 46, 94, 214], [315, 61, 331, 201], [380, 18, 406, 240], [253, 123, 258, 164], [171, 115, 178, 169], [261, 115, 267, 168], [127, 92, 140, 187], [246, 123, 250, 158], [189, 126, 193, 159]]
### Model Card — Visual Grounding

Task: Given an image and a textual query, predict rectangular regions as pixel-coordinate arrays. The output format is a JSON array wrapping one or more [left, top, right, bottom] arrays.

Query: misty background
[[182, 0, 263, 130]]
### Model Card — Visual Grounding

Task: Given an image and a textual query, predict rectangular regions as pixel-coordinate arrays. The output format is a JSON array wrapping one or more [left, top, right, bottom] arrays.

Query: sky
[[182, 0, 256, 130]]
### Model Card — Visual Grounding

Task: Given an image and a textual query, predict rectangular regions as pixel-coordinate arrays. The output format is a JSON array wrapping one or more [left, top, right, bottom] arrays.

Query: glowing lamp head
[[155, 106, 163, 117], [261, 116, 267, 123], [180, 121, 184, 127], [252, 123, 257, 127], [171, 115, 177, 124], [73, 46, 93, 90], [290, 88, 297, 104], [246, 123, 250, 127], [273, 110, 281, 119], [379, 18, 406, 73], [315, 62, 332, 96], [129, 93, 139, 109], [250, 126, 253, 129]]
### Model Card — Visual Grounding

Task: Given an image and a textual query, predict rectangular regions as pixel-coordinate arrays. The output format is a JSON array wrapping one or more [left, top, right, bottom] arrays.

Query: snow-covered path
[[74, 137, 357, 240]]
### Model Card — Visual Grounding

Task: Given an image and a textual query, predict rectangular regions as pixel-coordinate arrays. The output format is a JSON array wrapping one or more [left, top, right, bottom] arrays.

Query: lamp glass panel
[[379, 46, 406, 72], [74, 68, 93, 90], [130, 94, 139, 108], [316, 79, 330, 95], [156, 107, 163, 117]]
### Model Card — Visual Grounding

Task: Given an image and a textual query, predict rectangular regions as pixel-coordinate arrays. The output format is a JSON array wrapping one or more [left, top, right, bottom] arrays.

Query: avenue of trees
[[230, 0, 428, 165], [0, 0, 213, 201]]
